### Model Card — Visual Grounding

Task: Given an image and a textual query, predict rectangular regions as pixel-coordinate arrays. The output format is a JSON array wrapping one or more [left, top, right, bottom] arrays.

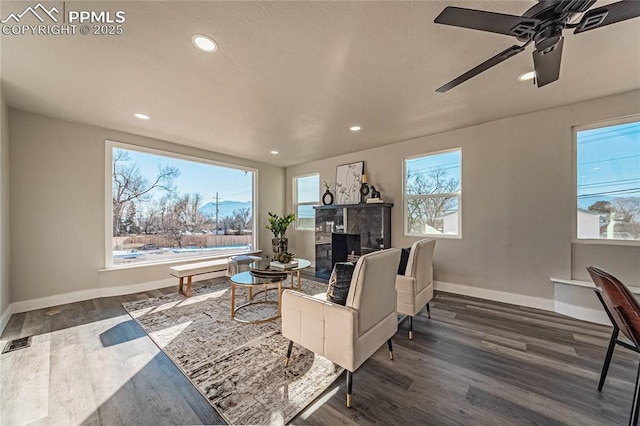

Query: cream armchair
[[281, 248, 401, 408], [396, 238, 436, 339]]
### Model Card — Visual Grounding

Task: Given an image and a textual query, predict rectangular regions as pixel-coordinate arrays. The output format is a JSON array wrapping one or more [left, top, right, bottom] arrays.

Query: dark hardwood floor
[[1, 278, 636, 425]]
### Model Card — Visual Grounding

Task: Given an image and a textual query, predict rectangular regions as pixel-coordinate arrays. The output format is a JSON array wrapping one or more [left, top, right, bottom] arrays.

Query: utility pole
[[215, 192, 219, 233]]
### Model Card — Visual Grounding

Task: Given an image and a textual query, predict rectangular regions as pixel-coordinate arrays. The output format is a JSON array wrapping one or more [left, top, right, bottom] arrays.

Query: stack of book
[[270, 260, 299, 269], [366, 198, 384, 204]]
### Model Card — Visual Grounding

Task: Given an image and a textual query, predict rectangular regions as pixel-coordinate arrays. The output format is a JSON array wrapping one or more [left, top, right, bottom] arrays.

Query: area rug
[[122, 278, 342, 425]]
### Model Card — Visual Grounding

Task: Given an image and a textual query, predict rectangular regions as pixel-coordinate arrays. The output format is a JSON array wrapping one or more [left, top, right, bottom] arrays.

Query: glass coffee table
[[230, 271, 287, 324], [249, 258, 312, 291]]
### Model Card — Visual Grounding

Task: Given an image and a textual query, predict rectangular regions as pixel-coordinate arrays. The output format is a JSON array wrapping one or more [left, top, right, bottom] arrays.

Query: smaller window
[[576, 118, 640, 242], [404, 149, 461, 237], [294, 174, 320, 230]]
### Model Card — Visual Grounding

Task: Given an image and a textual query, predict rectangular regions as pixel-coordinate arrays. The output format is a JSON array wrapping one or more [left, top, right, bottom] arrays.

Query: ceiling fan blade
[[574, 0, 640, 34], [533, 37, 564, 87], [555, 0, 597, 14], [436, 45, 525, 93], [434, 6, 541, 37]]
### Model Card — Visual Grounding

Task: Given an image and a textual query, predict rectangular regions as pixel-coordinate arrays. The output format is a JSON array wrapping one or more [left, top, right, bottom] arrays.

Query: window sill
[[403, 233, 461, 239], [551, 277, 640, 295], [99, 250, 262, 272], [572, 239, 640, 247]]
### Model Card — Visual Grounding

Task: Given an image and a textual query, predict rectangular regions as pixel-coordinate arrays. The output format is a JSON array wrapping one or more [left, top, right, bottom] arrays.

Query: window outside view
[[295, 174, 319, 230], [577, 120, 640, 241], [405, 149, 461, 236], [111, 145, 255, 265]]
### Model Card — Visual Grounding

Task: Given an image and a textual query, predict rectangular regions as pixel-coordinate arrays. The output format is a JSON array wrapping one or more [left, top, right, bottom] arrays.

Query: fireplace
[[331, 232, 361, 266]]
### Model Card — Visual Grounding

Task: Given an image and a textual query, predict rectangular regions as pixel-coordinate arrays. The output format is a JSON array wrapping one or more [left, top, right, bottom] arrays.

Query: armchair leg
[[387, 338, 394, 360], [598, 326, 619, 391], [346, 371, 353, 408], [426, 302, 431, 319], [409, 316, 413, 340], [284, 340, 293, 367]]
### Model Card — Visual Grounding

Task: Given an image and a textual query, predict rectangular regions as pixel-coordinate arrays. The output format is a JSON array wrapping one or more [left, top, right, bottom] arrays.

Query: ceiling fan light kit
[[434, 0, 640, 92]]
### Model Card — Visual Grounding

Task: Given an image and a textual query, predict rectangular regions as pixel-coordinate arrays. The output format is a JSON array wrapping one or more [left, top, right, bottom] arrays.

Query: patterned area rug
[[122, 278, 341, 425]]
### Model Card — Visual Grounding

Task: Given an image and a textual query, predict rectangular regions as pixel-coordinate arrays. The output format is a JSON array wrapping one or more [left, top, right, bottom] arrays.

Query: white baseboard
[[1, 304, 13, 336], [434, 280, 555, 312], [554, 301, 609, 325], [434, 280, 612, 325], [2, 270, 228, 330]]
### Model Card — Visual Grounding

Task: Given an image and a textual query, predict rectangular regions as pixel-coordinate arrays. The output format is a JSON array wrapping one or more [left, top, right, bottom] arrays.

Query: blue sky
[[296, 174, 319, 218], [406, 150, 461, 183], [577, 121, 640, 208], [116, 147, 254, 204]]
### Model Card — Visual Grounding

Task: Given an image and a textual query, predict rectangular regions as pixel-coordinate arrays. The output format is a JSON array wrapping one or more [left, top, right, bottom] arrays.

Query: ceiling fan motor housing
[[535, 25, 564, 52]]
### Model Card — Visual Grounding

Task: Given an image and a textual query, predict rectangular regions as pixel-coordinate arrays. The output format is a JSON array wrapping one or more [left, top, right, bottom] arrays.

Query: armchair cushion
[[327, 262, 355, 305], [397, 247, 411, 275]]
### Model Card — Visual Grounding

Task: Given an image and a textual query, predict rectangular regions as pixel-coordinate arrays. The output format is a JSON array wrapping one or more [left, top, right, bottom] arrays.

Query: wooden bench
[[170, 259, 229, 297]]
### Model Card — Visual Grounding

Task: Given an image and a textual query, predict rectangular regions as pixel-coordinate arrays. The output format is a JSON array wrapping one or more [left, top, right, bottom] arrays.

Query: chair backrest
[[346, 248, 401, 336], [406, 239, 436, 292], [587, 266, 640, 348]]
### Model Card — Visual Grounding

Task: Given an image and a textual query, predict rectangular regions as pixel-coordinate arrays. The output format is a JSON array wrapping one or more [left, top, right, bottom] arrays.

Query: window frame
[[293, 173, 320, 231], [104, 140, 259, 268], [403, 147, 462, 239], [572, 114, 640, 246]]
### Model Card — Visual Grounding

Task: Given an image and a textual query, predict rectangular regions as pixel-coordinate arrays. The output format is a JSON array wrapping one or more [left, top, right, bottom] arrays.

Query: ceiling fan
[[434, 0, 640, 92]]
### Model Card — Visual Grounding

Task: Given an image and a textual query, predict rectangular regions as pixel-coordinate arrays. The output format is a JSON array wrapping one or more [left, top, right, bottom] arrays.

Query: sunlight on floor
[[149, 321, 193, 347], [178, 288, 228, 306]]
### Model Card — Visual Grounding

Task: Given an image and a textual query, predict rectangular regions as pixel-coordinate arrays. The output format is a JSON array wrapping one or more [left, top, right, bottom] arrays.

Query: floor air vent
[[2, 336, 32, 354]]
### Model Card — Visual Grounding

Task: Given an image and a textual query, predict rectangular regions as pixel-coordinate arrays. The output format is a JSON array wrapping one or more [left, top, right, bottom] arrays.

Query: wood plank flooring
[[1, 279, 636, 425]]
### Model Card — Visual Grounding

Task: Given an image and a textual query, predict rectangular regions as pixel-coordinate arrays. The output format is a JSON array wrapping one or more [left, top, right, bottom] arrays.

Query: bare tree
[[406, 166, 460, 233], [112, 149, 179, 235], [233, 208, 252, 232], [613, 197, 640, 223], [171, 193, 209, 233]]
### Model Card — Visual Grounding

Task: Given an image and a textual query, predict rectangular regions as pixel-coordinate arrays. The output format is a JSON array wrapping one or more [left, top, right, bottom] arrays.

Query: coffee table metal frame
[[230, 271, 285, 324]]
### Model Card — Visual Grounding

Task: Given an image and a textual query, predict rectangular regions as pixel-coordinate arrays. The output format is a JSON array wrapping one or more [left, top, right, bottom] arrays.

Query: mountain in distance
[[200, 200, 252, 219]]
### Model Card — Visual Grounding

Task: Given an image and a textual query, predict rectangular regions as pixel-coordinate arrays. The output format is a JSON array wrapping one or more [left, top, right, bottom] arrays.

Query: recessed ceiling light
[[134, 113, 150, 120], [518, 71, 536, 81], [350, 126, 362, 132], [192, 35, 218, 52], [270, 150, 279, 155]]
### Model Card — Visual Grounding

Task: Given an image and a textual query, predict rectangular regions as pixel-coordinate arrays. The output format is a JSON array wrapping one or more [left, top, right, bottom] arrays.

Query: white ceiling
[[1, 0, 639, 167]]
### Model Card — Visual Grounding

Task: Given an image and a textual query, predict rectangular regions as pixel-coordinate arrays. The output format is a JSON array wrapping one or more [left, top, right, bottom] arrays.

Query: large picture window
[[294, 174, 319, 230], [107, 141, 256, 266], [576, 118, 640, 242], [404, 149, 461, 237]]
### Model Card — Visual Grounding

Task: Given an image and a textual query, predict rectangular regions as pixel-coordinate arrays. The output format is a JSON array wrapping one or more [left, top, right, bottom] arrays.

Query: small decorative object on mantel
[[335, 161, 364, 205], [359, 173, 370, 203], [366, 185, 383, 203], [266, 212, 295, 253], [322, 181, 334, 205]]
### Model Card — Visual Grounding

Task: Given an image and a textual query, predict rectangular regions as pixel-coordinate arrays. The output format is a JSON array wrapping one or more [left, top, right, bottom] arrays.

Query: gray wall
[[0, 93, 10, 317], [286, 90, 640, 304], [9, 109, 285, 303]]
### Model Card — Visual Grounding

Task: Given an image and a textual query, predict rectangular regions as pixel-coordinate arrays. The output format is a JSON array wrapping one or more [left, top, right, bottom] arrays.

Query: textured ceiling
[[1, 1, 639, 166]]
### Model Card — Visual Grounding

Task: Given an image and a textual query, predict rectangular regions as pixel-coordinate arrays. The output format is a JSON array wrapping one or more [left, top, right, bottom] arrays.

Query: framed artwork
[[335, 161, 364, 205]]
